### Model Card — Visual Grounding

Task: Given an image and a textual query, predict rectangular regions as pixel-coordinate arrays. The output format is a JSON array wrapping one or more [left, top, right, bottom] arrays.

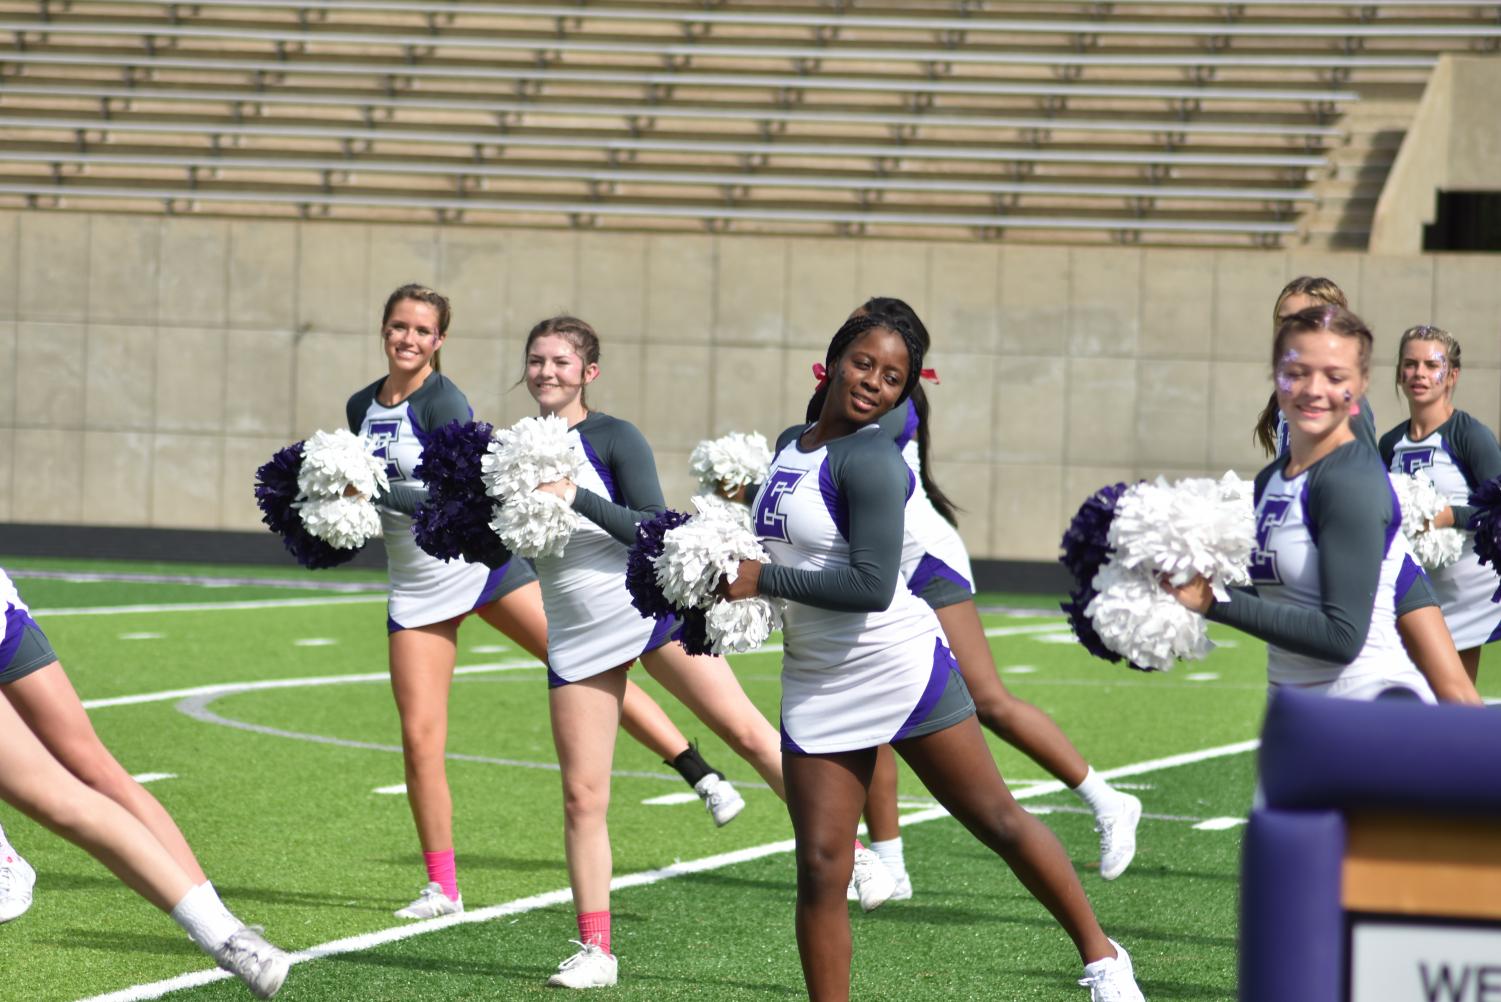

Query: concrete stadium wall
[[0, 209, 1498, 562]]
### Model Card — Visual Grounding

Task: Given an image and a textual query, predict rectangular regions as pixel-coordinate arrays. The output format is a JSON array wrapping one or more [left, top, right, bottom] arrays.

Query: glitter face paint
[[1429, 348, 1449, 385], [1275, 349, 1299, 393]]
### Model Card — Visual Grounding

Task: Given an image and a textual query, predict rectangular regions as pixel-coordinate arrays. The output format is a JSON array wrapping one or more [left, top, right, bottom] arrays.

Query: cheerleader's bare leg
[[783, 747, 876, 1002], [1394, 606, 1483, 702], [893, 716, 1115, 965], [4, 661, 208, 883], [388, 618, 461, 853], [549, 666, 627, 916], [639, 645, 786, 799]]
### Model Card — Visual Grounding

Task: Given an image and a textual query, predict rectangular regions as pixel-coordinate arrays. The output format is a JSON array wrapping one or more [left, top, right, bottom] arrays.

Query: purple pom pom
[[626, 509, 693, 620], [1468, 474, 1501, 601], [254, 442, 361, 570], [1059, 482, 1129, 585], [672, 608, 713, 657], [1060, 588, 1120, 666], [412, 420, 508, 567]]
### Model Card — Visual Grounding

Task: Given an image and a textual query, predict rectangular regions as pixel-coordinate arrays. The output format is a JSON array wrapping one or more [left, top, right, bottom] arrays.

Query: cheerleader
[[1173, 306, 1478, 705], [854, 297, 1142, 895], [725, 313, 1144, 1002], [523, 316, 785, 989], [0, 567, 289, 996], [351, 287, 746, 922], [1379, 325, 1501, 682]]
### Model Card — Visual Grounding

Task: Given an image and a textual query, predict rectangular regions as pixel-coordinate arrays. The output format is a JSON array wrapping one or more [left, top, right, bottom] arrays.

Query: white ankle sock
[[870, 838, 907, 882], [1071, 767, 1117, 815], [170, 882, 242, 953]]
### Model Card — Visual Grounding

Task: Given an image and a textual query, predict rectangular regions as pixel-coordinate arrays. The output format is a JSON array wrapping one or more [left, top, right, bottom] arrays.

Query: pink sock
[[578, 910, 611, 955], [424, 849, 458, 901]]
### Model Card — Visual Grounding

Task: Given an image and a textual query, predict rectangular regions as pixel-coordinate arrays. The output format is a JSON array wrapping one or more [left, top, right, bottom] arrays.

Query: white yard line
[[77, 732, 1259, 1002]]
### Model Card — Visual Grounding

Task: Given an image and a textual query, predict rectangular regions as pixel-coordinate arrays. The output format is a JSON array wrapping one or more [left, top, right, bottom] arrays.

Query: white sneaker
[[694, 774, 745, 827], [0, 846, 36, 923], [212, 926, 290, 999], [394, 882, 463, 920], [1079, 939, 1145, 1001], [850, 847, 896, 912], [887, 872, 913, 902], [546, 941, 618, 989], [1096, 794, 1142, 880]]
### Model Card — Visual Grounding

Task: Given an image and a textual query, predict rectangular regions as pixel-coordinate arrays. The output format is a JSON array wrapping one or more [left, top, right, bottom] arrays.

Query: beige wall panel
[[1285, 251, 1363, 312], [440, 336, 511, 426], [1358, 256, 1434, 367], [367, 226, 441, 335], [1140, 249, 1213, 359], [228, 222, 297, 330], [294, 332, 374, 437], [88, 216, 160, 326], [0, 215, 16, 320], [583, 336, 643, 423], [1456, 367, 1500, 436], [0, 321, 14, 427], [221, 435, 294, 531], [1063, 465, 1137, 526], [991, 463, 1065, 562], [1070, 247, 1140, 358], [928, 459, 991, 560], [1212, 251, 1286, 361], [151, 433, 223, 529], [1136, 360, 1211, 469], [18, 214, 90, 323], [0, 427, 11, 520], [715, 237, 786, 347], [779, 349, 825, 432], [16, 322, 85, 429], [155, 328, 226, 434], [997, 245, 1068, 355], [82, 431, 152, 525], [438, 229, 509, 337], [578, 233, 647, 341], [298, 224, 370, 335], [992, 355, 1065, 464], [713, 345, 786, 439], [158, 218, 229, 328], [925, 351, 994, 464], [505, 231, 578, 333], [224, 329, 295, 438], [638, 344, 711, 453], [656, 449, 698, 511], [645, 235, 714, 345], [929, 244, 999, 355], [1432, 256, 1501, 369], [1210, 361, 1276, 475], [85, 325, 155, 431], [12, 428, 83, 523], [856, 241, 929, 319], [1066, 357, 1137, 467], [785, 239, 859, 350]]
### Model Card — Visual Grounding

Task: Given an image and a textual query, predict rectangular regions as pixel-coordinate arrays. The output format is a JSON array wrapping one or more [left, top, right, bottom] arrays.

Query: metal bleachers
[[0, 0, 1491, 245]]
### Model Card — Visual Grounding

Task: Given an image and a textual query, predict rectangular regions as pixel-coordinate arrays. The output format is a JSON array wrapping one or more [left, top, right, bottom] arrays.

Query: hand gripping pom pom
[[254, 441, 362, 570], [1085, 563, 1213, 673], [1108, 473, 1255, 601], [689, 432, 772, 495], [1466, 475, 1501, 602], [1390, 472, 1465, 570], [491, 491, 579, 559], [411, 420, 511, 567], [297, 428, 389, 501]]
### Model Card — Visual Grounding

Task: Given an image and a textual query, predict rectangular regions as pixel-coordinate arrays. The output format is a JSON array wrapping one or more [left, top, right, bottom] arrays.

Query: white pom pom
[[1108, 473, 1255, 602], [490, 491, 579, 559], [704, 597, 782, 654], [1390, 472, 1465, 569], [655, 499, 769, 610], [1085, 562, 1213, 671], [298, 428, 389, 499], [482, 414, 581, 501], [297, 495, 383, 550], [689, 432, 772, 494], [689, 492, 755, 532]]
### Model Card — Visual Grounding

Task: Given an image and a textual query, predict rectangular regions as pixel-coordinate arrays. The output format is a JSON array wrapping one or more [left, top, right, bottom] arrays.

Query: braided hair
[[804, 313, 925, 425]]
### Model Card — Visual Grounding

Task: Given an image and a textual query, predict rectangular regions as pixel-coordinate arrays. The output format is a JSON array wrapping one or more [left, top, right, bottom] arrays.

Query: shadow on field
[[52, 929, 197, 958], [208, 881, 395, 913], [443, 853, 567, 875]]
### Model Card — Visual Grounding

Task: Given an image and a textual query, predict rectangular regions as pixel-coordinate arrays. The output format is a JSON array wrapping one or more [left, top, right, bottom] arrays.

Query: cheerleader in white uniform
[[352, 288, 749, 923], [1380, 325, 1501, 683], [524, 316, 785, 990], [1173, 306, 1479, 705], [854, 298, 1141, 896], [725, 314, 1144, 1002]]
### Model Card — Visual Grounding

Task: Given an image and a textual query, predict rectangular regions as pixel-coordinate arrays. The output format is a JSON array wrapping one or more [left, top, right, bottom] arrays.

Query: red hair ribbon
[[920, 368, 940, 384]]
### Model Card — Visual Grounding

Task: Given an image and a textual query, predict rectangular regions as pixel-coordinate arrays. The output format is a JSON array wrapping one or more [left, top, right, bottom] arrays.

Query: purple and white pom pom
[[689, 432, 772, 495], [1085, 562, 1213, 672], [653, 495, 779, 654], [482, 414, 581, 501], [704, 596, 781, 655], [1470, 475, 1501, 601], [297, 428, 389, 500], [1390, 472, 1465, 570], [1108, 473, 1255, 601], [490, 491, 579, 559], [295, 495, 384, 550]]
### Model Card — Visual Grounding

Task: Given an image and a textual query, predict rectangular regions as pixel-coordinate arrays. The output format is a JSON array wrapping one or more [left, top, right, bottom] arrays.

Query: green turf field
[[4, 559, 1491, 1001]]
